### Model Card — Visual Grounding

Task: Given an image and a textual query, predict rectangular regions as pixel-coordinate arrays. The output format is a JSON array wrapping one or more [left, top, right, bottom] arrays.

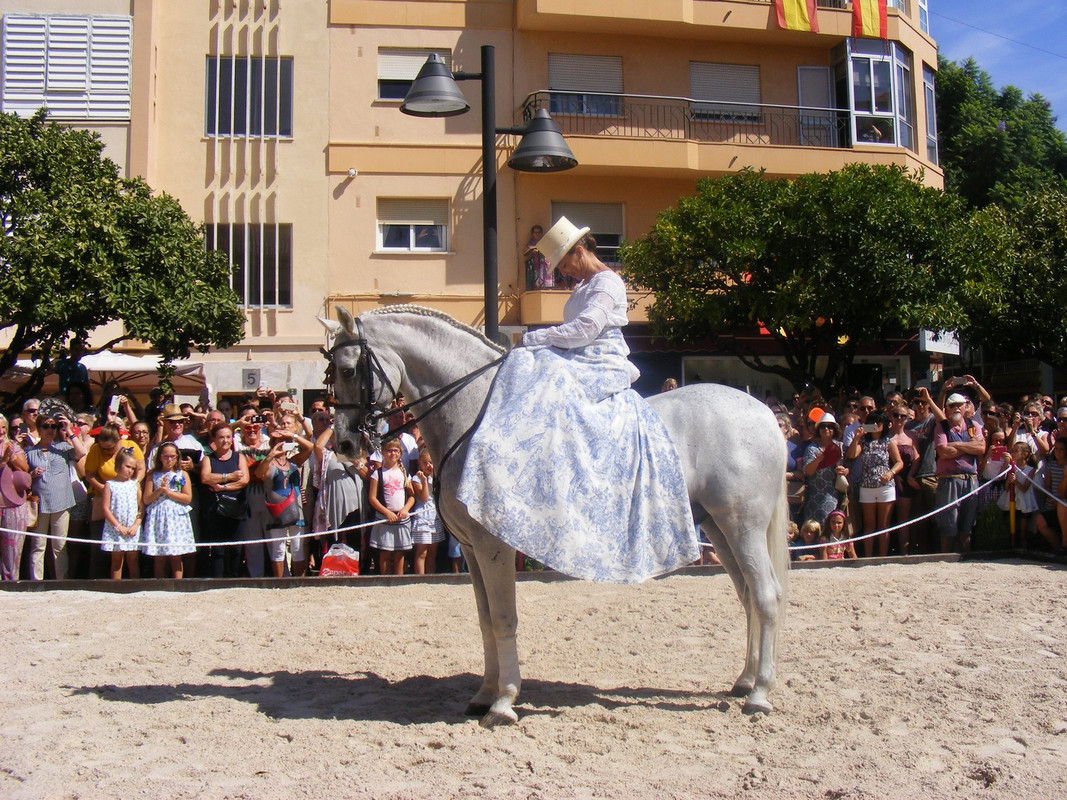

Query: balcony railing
[[521, 92, 852, 150], [746, 0, 848, 7]]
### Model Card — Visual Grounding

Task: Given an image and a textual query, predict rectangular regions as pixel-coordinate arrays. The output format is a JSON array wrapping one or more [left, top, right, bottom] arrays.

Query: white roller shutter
[[377, 48, 452, 80], [690, 62, 760, 119], [547, 53, 622, 92], [550, 202, 623, 235], [377, 198, 449, 225]]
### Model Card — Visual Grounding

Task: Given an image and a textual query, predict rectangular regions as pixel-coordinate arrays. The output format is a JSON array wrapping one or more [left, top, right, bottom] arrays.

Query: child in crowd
[[100, 450, 143, 580], [796, 520, 821, 562], [821, 509, 857, 560], [999, 441, 1038, 539], [142, 441, 195, 579], [368, 439, 414, 575], [410, 449, 445, 575]]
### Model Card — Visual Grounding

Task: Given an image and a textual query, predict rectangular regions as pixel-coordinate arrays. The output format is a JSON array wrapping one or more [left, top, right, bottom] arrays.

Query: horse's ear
[[318, 316, 343, 338], [336, 306, 357, 336]]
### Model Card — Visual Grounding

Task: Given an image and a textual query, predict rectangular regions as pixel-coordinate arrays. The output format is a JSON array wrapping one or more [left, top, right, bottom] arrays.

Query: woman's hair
[[211, 422, 234, 440], [113, 449, 137, 472], [567, 233, 598, 257], [153, 441, 180, 472], [96, 422, 122, 445], [865, 410, 888, 434]]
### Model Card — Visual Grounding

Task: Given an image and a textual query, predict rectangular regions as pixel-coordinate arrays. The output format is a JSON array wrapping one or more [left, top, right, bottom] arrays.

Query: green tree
[[620, 165, 1007, 392], [960, 188, 1067, 366], [936, 56, 1067, 209], [0, 110, 244, 410]]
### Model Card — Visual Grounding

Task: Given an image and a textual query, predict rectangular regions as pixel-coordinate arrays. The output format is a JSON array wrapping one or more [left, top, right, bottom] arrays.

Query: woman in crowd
[[0, 414, 32, 580], [25, 410, 88, 579], [456, 217, 698, 582], [312, 421, 366, 560], [256, 429, 311, 577], [234, 411, 271, 578], [887, 403, 919, 555], [200, 423, 250, 578], [83, 423, 146, 579], [802, 412, 846, 529], [848, 410, 903, 558]]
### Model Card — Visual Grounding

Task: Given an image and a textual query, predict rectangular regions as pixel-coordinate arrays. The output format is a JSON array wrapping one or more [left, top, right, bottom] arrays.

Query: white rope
[[0, 510, 422, 550]]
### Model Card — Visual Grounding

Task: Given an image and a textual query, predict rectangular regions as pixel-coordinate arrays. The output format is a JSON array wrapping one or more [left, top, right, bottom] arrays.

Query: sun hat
[[0, 466, 32, 507], [946, 393, 968, 406], [161, 403, 186, 421], [535, 216, 591, 271], [816, 412, 841, 434]]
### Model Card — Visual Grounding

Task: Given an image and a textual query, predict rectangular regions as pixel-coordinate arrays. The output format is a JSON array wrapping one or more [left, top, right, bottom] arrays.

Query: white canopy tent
[[3, 353, 207, 397]]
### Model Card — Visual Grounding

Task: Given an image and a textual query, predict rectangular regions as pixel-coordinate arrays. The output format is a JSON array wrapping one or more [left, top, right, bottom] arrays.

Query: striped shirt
[[25, 442, 77, 513]]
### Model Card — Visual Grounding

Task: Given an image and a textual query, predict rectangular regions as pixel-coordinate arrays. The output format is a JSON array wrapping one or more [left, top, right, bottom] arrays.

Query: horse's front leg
[[462, 538, 520, 727]]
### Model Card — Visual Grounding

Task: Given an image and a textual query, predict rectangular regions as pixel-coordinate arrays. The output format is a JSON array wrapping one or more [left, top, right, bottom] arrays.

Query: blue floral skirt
[[456, 330, 699, 583]]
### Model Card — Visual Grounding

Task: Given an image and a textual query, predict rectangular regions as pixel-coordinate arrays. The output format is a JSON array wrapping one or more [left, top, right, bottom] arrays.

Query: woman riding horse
[[456, 217, 700, 583]]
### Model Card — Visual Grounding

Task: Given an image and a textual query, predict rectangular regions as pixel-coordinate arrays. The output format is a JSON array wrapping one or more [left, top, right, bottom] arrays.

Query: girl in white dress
[[142, 442, 195, 579], [410, 449, 444, 574], [100, 450, 142, 580]]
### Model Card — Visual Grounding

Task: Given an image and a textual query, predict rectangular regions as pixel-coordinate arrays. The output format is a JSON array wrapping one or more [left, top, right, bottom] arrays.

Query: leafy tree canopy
[[0, 110, 244, 409], [620, 164, 1009, 392], [936, 56, 1067, 209]]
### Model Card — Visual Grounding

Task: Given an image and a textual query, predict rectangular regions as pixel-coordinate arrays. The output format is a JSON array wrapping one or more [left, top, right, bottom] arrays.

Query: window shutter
[[45, 16, 89, 93], [377, 49, 452, 80], [690, 62, 760, 105], [88, 16, 132, 118], [550, 202, 623, 235], [2, 16, 47, 113], [377, 198, 449, 225], [547, 54, 623, 92]]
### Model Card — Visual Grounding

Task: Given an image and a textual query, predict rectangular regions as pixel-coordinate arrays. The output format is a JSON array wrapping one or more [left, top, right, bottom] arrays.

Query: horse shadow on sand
[[67, 669, 736, 725]]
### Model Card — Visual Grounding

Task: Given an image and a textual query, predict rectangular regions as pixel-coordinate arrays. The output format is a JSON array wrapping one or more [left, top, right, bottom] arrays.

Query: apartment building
[[1, 0, 940, 401]]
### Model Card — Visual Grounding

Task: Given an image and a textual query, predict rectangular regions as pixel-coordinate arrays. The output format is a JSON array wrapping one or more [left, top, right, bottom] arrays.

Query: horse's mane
[[363, 305, 507, 354]]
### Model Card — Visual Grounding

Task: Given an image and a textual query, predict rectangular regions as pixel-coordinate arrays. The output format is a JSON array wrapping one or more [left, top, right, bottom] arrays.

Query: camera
[[251, 415, 266, 424], [862, 422, 880, 433]]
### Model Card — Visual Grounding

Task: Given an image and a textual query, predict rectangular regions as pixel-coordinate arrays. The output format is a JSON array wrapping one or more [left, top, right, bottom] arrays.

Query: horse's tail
[[766, 479, 790, 620]]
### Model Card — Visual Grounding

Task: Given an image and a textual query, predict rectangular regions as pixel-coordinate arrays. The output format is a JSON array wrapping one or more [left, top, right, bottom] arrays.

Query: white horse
[[321, 305, 788, 725]]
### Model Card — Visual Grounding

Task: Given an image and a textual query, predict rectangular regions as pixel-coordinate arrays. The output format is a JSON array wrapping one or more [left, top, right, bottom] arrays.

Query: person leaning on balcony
[[523, 224, 553, 289]]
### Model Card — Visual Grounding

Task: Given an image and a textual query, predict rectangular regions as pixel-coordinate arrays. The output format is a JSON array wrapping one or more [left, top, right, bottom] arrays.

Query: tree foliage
[[936, 56, 1067, 209], [620, 165, 1008, 392], [0, 110, 244, 408]]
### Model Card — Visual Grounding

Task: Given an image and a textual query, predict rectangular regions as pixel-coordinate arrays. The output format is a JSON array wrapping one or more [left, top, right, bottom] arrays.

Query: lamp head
[[400, 53, 470, 117], [508, 109, 578, 173]]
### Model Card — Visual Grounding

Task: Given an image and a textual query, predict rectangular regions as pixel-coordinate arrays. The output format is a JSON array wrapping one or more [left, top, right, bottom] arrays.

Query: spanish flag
[[853, 0, 888, 38], [774, 0, 819, 33]]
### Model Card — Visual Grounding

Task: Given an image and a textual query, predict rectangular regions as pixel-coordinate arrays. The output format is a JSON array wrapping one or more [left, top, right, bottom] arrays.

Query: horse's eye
[[341, 367, 356, 379]]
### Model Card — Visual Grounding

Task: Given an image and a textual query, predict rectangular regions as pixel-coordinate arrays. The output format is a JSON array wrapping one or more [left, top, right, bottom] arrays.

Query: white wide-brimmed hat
[[536, 216, 590, 271], [946, 393, 969, 405]]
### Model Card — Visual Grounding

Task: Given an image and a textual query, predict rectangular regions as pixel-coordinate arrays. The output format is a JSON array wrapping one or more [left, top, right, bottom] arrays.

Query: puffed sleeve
[[521, 274, 626, 349]]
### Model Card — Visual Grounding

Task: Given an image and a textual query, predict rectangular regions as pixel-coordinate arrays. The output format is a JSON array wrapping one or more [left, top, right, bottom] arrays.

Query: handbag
[[834, 473, 850, 493], [265, 490, 301, 527], [215, 490, 247, 520]]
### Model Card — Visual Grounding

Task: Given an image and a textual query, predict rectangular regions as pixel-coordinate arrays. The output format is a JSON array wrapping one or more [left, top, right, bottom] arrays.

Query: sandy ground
[[1, 559, 1065, 799]]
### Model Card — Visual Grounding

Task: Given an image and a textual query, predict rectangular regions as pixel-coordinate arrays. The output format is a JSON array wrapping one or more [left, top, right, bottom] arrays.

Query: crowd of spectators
[[779, 377, 1067, 561], [0, 384, 460, 581]]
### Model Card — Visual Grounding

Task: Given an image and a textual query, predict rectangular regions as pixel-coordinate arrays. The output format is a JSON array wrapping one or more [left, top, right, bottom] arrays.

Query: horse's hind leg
[[462, 541, 521, 727], [704, 516, 783, 714]]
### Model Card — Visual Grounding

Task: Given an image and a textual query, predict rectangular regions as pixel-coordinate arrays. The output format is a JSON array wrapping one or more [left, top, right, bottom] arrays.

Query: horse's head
[[319, 306, 401, 459]]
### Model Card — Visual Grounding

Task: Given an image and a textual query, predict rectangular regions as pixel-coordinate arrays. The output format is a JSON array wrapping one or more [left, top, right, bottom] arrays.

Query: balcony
[[522, 91, 851, 150]]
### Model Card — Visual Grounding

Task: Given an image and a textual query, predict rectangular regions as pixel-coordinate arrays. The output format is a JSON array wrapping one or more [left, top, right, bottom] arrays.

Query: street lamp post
[[400, 45, 577, 343]]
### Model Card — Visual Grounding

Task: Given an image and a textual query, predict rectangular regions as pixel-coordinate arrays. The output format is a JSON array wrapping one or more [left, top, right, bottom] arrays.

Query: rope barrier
[[0, 510, 422, 550]]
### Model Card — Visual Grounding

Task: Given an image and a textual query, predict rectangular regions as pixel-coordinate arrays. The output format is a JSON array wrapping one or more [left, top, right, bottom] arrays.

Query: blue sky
[[931, 1, 1067, 130]]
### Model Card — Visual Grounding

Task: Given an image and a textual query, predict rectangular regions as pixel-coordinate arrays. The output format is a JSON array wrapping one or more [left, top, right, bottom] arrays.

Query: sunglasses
[[1025, 411, 1041, 417], [39, 423, 58, 430], [25, 408, 39, 414], [892, 413, 908, 420], [860, 406, 876, 412]]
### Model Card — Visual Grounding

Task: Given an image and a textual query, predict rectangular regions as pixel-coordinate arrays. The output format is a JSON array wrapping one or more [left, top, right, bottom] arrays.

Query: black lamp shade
[[508, 109, 578, 172], [399, 53, 470, 117]]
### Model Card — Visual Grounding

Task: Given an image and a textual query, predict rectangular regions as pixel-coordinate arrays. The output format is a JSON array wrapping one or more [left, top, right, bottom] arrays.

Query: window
[[923, 64, 938, 165], [377, 199, 449, 252], [917, 0, 929, 33], [1, 14, 132, 119], [842, 40, 914, 148], [206, 223, 293, 307], [377, 48, 451, 101], [547, 53, 622, 117], [550, 202, 624, 265], [690, 62, 761, 122], [205, 56, 293, 137]]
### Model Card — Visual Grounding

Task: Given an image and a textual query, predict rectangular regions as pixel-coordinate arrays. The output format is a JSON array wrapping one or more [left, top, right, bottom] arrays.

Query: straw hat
[[161, 403, 186, 421], [0, 466, 31, 508], [535, 216, 590, 271]]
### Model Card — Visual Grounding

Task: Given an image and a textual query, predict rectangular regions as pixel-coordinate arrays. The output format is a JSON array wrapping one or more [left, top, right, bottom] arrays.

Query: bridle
[[322, 317, 506, 460]]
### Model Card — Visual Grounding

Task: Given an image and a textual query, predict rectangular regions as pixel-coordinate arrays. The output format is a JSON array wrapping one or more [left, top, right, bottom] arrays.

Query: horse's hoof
[[742, 695, 773, 715], [479, 707, 518, 728], [465, 702, 492, 717], [729, 680, 754, 697]]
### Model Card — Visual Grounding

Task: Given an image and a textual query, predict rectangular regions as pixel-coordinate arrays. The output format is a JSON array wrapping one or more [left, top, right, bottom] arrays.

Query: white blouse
[[521, 270, 630, 349]]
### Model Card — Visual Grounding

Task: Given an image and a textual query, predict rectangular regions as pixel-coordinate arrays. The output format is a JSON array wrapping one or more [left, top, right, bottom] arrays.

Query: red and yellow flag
[[853, 0, 888, 38], [774, 0, 819, 33]]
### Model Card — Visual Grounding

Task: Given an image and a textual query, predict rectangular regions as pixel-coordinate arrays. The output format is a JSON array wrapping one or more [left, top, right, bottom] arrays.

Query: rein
[[322, 317, 506, 455]]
